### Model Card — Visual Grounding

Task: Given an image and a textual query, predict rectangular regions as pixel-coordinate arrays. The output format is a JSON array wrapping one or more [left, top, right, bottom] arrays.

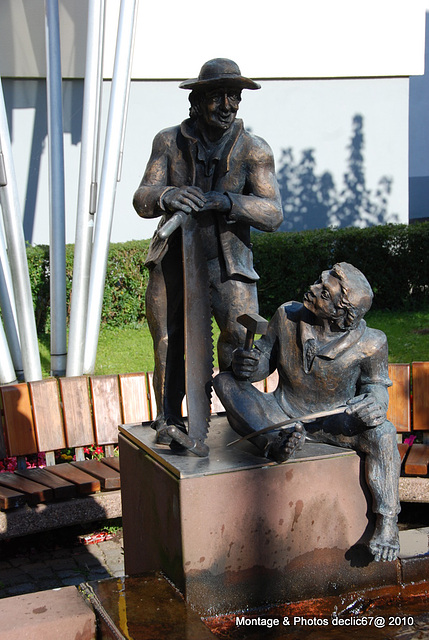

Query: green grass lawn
[[366, 308, 429, 363], [38, 308, 429, 377], [38, 322, 155, 377]]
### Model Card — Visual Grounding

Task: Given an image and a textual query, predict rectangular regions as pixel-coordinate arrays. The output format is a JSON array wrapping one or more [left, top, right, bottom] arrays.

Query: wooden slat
[[211, 368, 224, 414], [211, 390, 225, 414], [397, 443, 409, 463], [146, 372, 157, 420], [266, 370, 279, 393], [47, 462, 101, 494], [404, 444, 429, 476], [253, 380, 265, 393], [0, 485, 27, 510], [90, 375, 122, 445], [72, 460, 121, 490], [59, 377, 95, 448], [0, 417, 5, 461], [181, 395, 188, 418], [104, 444, 116, 458], [387, 364, 411, 432], [0, 383, 37, 457], [101, 456, 120, 472], [28, 378, 66, 452], [14, 468, 77, 500], [0, 472, 53, 505], [412, 362, 429, 431], [119, 373, 151, 424]]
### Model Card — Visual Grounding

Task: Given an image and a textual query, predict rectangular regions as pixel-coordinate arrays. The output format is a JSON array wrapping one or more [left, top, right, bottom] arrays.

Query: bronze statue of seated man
[[213, 262, 401, 562]]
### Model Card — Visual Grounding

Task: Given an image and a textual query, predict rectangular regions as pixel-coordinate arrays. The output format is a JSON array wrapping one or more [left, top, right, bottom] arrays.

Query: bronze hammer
[[237, 313, 268, 350]]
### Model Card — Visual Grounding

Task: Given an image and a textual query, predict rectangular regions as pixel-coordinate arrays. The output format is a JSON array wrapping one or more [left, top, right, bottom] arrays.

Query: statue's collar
[[180, 119, 243, 179], [300, 310, 366, 372]]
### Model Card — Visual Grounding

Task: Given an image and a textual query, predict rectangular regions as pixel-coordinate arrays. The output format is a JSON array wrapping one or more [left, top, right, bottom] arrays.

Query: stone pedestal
[[119, 416, 396, 615]]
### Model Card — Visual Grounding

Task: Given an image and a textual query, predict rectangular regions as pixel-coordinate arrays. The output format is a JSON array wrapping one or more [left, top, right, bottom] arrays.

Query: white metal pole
[[45, 0, 67, 377], [83, 0, 138, 374], [0, 223, 23, 379], [67, 0, 105, 377], [0, 78, 42, 382], [0, 318, 17, 385]]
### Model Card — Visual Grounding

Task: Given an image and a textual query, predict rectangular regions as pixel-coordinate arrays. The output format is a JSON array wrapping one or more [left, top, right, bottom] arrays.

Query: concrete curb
[[0, 586, 96, 640]]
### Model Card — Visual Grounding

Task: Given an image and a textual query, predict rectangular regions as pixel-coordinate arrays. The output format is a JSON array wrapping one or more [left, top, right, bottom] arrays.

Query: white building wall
[[0, 1, 426, 243], [0, 1, 425, 79]]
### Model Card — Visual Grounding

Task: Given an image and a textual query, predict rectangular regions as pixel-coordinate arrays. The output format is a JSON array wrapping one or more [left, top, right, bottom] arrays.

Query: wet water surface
[[86, 574, 429, 640]]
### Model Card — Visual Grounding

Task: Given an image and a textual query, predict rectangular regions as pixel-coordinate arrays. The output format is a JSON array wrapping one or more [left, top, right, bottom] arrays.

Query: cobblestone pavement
[[0, 523, 124, 599]]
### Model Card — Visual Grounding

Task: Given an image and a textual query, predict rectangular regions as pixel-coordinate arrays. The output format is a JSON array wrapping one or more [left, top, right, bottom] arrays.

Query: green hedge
[[27, 240, 150, 333], [26, 223, 429, 333], [252, 222, 429, 317]]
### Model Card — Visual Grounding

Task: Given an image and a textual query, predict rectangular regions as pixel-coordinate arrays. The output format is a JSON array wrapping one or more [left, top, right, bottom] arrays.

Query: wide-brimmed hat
[[179, 58, 260, 91]]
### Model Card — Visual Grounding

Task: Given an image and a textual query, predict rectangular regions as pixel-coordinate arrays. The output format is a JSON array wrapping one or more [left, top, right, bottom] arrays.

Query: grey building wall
[[409, 10, 429, 222]]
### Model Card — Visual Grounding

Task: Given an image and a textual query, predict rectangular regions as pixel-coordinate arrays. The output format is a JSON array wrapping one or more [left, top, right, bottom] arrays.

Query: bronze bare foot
[[369, 514, 400, 562], [265, 423, 306, 463]]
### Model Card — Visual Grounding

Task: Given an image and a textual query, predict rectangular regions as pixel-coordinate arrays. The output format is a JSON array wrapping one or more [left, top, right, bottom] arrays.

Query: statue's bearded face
[[303, 271, 346, 323], [199, 87, 241, 132]]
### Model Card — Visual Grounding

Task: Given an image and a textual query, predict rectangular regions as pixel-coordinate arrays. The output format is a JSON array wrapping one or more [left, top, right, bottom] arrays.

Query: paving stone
[[106, 545, 124, 555], [105, 559, 124, 574], [110, 569, 125, 578], [26, 567, 56, 581], [0, 568, 28, 586], [105, 555, 124, 566], [21, 562, 48, 574], [74, 554, 103, 568], [103, 550, 124, 564], [101, 540, 120, 552], [399, 528, 429, 559], [32, 578, 62, 591], [86, 567, 110, 580], [59, 576, 86, 587], [50, 548, 77, 559], [56, 568, 88, 580], [51, 560, 81, 574], [7, 558, 26, 568], [33, 551, 51, 562], [4, 582, 36, 596], [70, 549, 88, 560], [85, 545, 105, 560]]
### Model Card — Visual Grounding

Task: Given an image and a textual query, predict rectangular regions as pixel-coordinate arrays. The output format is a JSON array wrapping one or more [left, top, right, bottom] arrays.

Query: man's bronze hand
[[232, 347, 260, 380], [346, 393, 387, 428], [199, 191, 231, 213], [157, 187, 227, 240], [163, 186, 206, 214]]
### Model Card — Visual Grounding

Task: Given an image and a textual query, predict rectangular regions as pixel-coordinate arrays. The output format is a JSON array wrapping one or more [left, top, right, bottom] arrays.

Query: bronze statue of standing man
[[133, 59, 283, 447]]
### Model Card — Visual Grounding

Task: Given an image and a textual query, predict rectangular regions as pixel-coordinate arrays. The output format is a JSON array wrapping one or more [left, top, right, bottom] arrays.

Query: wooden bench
[[0, 363, 427, 535], [0, 373, 152, 536]]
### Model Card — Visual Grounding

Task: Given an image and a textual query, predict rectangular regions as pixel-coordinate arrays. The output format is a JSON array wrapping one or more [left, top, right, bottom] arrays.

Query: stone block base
[[119, 416, 397, 615]]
